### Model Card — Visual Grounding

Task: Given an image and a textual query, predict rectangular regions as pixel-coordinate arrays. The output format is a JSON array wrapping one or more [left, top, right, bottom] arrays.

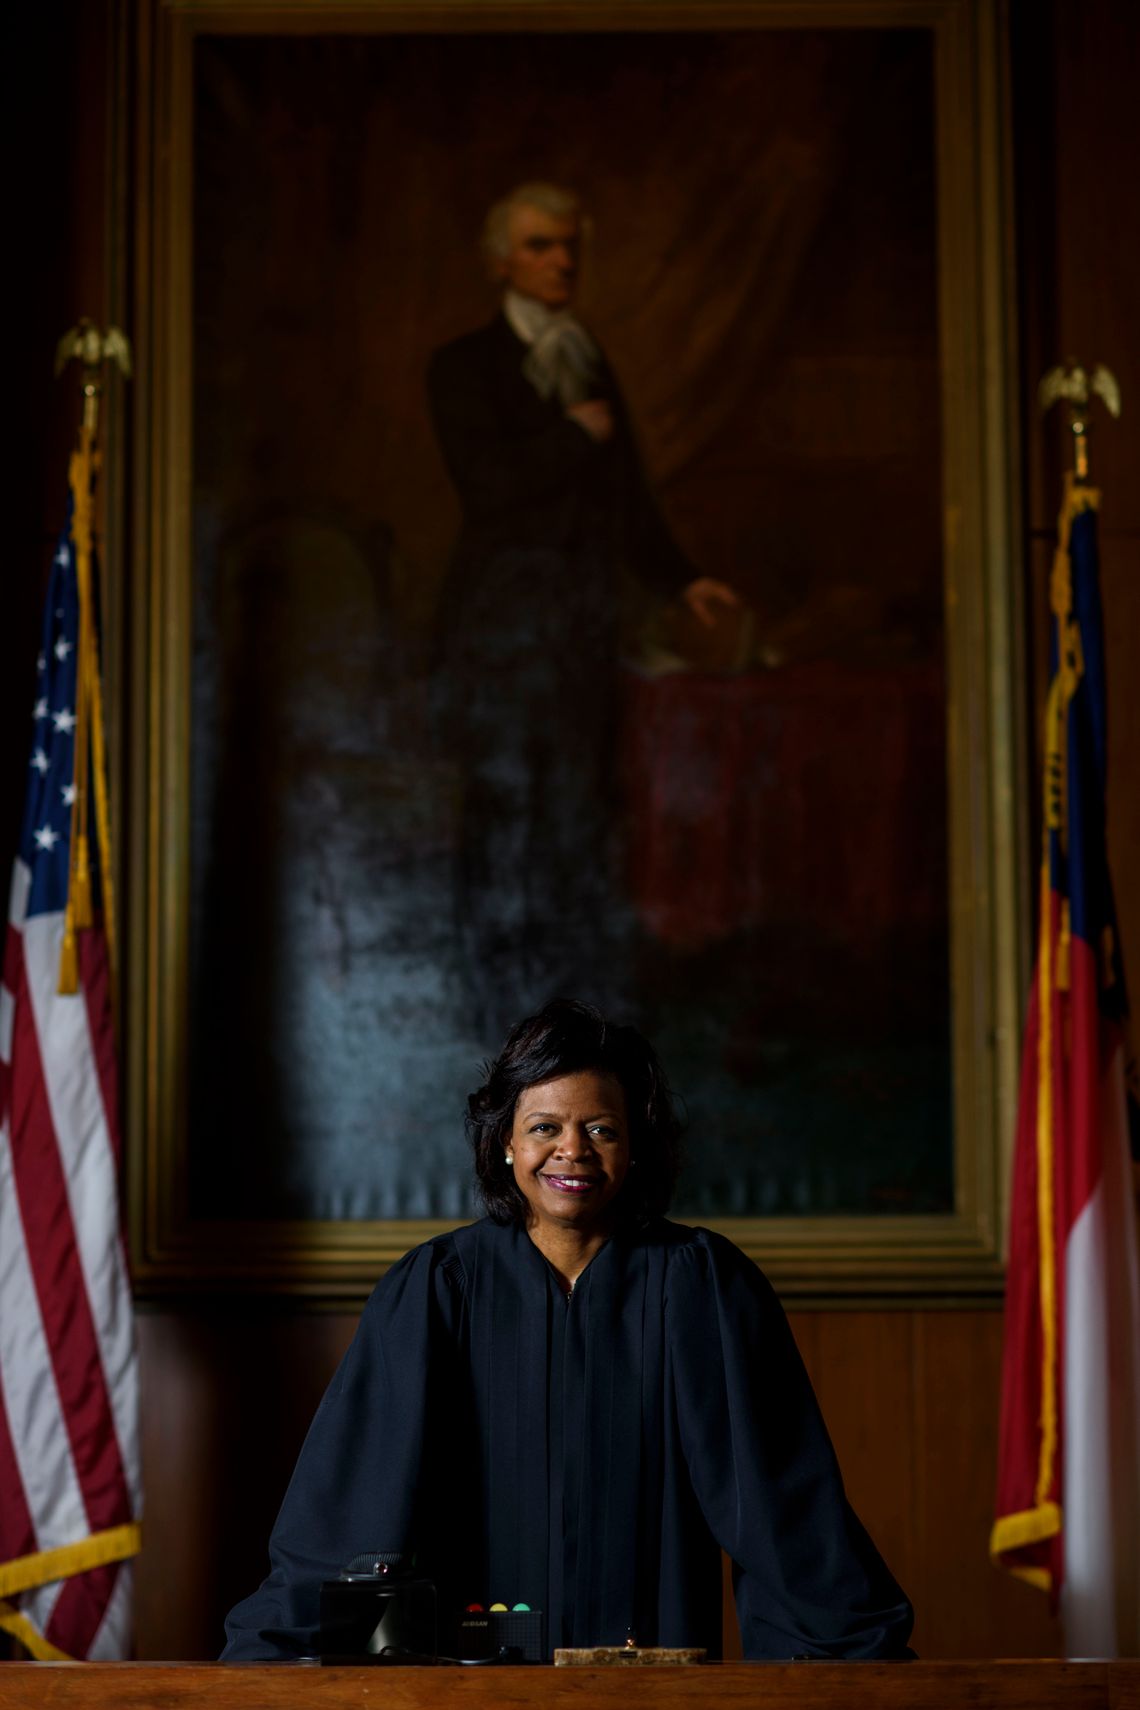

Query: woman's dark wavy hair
[[467, 999, 682, 1228]]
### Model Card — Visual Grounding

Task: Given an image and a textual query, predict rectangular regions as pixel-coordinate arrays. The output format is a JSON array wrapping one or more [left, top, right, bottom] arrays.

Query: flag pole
[[52, 321, 131, 999]]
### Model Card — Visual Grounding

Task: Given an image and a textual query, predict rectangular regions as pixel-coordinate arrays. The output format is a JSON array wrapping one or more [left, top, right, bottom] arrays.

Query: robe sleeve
[[666, 1231, 915, 1659], [220, 1241, 461, 1661]]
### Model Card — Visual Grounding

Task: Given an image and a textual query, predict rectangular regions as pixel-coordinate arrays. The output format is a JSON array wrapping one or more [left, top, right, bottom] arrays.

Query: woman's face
[[507, 1069, 631, 1237]]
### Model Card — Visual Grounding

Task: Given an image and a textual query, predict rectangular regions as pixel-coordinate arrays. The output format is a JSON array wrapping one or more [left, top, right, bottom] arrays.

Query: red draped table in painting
[[621, 661, 946, 953]]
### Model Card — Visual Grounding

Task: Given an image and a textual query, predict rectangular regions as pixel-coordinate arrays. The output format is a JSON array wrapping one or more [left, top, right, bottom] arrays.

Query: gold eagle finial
[[54, 319, 133, 436], [54, 319, 133, 379], [1038, 359, 1121, 480]]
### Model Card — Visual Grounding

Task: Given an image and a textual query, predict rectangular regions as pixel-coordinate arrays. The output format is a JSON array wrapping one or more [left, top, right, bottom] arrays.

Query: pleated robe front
[[221, 1218, 913, 1661]]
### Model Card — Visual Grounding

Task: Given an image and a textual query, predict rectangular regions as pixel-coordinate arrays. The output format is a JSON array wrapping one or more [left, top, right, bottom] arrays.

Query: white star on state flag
[[53, 708, 76, 734], [33, 698, 49, 720], [36, 652, 46, 672], [33, 825, 60, 852], [55, 545, 69, 567], [54, 638, 73, 661], [31, 749, 49, 775], [62, 783, 78, 807]]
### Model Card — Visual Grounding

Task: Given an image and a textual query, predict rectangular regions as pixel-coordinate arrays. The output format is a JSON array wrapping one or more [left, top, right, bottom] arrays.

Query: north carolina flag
[[991, 474, 1140, 1654]]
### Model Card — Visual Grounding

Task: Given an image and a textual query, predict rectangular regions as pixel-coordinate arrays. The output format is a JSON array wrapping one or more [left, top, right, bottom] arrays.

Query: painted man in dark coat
[[427, 184, 736, 1032]]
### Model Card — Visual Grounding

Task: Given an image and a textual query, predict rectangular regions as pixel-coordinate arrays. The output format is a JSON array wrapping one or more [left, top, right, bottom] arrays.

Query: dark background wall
[[7, 0, 1138, 1660], [7, 0, 110, 871]]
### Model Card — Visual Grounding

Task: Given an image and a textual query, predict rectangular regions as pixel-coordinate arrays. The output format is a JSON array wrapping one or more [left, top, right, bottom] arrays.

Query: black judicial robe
[[221, 1219, 914, 1661]]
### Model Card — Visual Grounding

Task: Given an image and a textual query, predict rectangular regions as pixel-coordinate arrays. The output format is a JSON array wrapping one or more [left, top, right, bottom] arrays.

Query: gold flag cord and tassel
[[55, 354, 120, 1003], [1025, 373, 1113, 1567], [1021, 476, 1097, 1574], [0, 1519, 143, 1660]]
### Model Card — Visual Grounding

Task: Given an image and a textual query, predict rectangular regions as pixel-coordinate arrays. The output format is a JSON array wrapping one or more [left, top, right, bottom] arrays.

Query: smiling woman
[[466, 1002, 682, 1297], [222, 1000, 914, 1664], [509, 1070, 632, 1257]]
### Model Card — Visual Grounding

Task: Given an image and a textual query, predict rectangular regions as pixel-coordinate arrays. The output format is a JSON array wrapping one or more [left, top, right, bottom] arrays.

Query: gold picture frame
[[122, 0, 1025, 1302]]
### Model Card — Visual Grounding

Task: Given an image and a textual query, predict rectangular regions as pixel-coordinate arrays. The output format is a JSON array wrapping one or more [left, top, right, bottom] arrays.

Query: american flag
[[0, 500, 141, 1659]]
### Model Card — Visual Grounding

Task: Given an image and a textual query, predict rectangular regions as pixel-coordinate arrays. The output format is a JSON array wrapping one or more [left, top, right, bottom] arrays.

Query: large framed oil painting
[[124, 0, 1025, 1299]]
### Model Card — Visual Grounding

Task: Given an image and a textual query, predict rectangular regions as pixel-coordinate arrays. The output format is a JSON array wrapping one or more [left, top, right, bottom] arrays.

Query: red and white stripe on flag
[[991, 478, 1140, 1656], [0, 862, 141, 1661], [0, 490, 141, 1660]]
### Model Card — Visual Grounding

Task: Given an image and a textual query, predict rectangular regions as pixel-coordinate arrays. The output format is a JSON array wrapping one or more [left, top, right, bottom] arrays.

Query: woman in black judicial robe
[[221, 1000, 914, 1661]]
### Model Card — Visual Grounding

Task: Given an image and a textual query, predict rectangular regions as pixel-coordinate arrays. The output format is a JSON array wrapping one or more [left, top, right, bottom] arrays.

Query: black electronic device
[[456, 1605, 545, 1663], [319, 1553, 438, 1664]]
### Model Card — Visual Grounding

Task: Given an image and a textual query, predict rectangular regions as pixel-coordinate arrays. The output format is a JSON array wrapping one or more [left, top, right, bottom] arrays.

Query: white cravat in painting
[[503, 288, 601, 408]]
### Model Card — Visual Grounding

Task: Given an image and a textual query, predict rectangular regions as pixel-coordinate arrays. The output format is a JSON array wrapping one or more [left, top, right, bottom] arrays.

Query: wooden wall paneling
[[1048, 0, 1140, 534], [1101, 536, 1140, 993], [1013, 0, 1139, 533], [911, 1312, 1059, 1658], [136, 1311, 356, 1660], [788, 1312, 918, 1625]]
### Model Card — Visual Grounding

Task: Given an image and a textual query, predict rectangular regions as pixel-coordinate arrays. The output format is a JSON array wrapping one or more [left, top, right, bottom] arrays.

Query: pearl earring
[[504, 1152, 514, 1165]]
